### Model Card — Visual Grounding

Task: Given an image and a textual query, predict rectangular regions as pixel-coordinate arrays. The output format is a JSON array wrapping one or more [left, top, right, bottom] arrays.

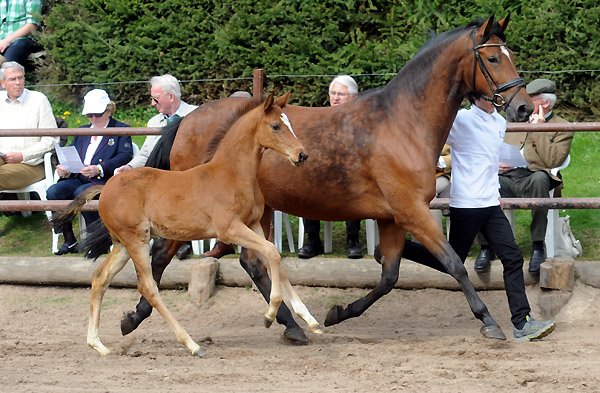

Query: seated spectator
[[1, 61, 57, 195], [47, 89, 133, 255], [436, 143, 451, 198], [0, 0, 42, 70], [474, 78, 574, 274], [114, 74, 197, 260]]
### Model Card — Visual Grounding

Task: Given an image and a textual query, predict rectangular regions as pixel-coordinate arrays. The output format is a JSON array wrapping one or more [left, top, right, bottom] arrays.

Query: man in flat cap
[[474, 78, 574, 274]]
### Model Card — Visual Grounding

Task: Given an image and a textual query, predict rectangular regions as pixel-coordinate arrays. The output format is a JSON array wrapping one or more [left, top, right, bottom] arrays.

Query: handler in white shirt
[[402, 95, 556, 342]]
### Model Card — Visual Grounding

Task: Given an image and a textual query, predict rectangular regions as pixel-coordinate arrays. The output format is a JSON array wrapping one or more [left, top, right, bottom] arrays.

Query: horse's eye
[[272, 124, 281, 131], [488, 56, 499, 64]]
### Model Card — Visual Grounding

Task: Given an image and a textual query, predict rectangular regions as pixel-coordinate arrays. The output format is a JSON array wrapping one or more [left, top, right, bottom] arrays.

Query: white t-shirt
[[446, 104, 506, 208]]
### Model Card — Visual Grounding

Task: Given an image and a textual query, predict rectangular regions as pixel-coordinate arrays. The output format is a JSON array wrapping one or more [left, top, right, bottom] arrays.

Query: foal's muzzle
[[294, 151, 309, 166]]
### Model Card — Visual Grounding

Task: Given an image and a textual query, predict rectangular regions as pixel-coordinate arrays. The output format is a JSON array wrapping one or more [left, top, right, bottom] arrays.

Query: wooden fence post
[[253, 69, 264, 99]]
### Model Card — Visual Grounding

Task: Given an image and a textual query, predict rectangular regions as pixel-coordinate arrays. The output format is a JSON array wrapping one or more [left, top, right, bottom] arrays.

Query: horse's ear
[[275, 91, 291, 108], [498, 14, 510, 32], [482, 14, 496, 37], [263, 94, 274, 112]]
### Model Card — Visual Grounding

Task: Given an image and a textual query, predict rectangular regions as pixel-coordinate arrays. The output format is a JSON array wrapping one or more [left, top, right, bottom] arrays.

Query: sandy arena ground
[[1, 281, 599, 392]]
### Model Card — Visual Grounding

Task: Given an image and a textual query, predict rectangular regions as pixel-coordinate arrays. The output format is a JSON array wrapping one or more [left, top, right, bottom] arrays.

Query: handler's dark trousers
[[402, 205, 531, 328]]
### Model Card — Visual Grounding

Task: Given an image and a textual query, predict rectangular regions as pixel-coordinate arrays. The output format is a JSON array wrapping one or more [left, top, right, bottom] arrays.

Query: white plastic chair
[[504, 154, 570, 258], [0, 151, 54, 219]]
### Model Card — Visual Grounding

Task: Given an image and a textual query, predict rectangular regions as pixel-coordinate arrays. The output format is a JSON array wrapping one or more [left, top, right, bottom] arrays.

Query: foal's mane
[[203, 97, 263, 163]]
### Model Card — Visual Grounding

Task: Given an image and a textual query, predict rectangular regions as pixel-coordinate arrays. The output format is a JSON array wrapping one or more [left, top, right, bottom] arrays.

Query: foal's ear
[[498, 14, 510, 32], [275, 91, 291, 108], [263, 94, 275, 112]]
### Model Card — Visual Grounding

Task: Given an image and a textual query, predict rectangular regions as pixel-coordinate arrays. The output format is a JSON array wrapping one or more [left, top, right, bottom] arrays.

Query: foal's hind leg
[[88, 242, 133, 356], [127, 241, 206, 357], [121, 238, 182, 335]]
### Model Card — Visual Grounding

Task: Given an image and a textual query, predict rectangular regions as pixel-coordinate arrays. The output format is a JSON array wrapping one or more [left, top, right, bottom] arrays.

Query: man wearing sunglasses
[[114, 74, 197, 259]]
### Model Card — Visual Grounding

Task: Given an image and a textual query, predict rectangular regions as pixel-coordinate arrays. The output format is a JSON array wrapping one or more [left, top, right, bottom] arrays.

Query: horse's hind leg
[[88, 242, 132, 356], [121, 238, 182, 335], [128, 242, 205, 357], [324, 219, 405, 327], [239, 248, 308, 344]]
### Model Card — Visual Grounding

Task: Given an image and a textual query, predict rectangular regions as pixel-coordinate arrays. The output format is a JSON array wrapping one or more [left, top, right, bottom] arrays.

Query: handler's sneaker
[[513, 316, 556, 342]]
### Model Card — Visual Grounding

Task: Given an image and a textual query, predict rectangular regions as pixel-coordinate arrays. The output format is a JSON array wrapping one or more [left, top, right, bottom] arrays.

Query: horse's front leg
[[324, 219, 405, 326], [88, 242, 132, 356], [120, 238, 183, 335], [239, 247, 308, 344], [403, 206, 505, 340]]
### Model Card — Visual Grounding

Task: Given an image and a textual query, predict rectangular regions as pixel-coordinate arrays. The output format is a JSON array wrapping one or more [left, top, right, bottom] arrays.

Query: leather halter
[[472, 29, 525, 110]]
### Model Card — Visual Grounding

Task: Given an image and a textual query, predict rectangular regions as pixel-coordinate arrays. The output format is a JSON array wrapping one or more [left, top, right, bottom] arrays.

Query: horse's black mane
[[203, 97, 263, 163]]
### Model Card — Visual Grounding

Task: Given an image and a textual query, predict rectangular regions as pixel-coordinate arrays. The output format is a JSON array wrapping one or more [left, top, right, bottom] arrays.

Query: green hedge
[[37, 1, 599, 119]]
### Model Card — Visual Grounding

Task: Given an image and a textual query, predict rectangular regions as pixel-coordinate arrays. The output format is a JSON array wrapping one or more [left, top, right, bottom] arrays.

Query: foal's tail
[[146, 116, 183, 170], [50, 186, 104, 229]]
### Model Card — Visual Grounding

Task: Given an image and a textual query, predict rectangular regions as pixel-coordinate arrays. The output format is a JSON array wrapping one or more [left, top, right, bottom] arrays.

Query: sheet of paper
[[498, 142, 529, 168], [54, 143, 85, 173]]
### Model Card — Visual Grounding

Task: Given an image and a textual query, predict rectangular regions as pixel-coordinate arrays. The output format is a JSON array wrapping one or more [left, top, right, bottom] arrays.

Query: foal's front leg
[[88, 243, 132, 356]]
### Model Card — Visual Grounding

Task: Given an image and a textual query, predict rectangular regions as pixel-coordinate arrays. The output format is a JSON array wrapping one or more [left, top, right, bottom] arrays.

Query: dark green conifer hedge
[[37, 1, 599, 119]]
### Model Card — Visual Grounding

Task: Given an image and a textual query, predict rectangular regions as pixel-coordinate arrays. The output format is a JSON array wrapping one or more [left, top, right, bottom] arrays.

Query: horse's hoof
[[264, 317, 274, 329], [309, 324, 324, 335], [192, 348, 207, 358], [120, 311, 138, 336], [480, 325, 507, 340], [324, 305, 344, 327], [283, 327, 309, 345]]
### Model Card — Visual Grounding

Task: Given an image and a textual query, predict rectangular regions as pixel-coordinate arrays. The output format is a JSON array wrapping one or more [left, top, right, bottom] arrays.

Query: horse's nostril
[[299, 152, 309, 163]]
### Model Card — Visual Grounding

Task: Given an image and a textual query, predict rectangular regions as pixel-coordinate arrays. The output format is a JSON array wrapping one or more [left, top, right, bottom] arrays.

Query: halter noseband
[[472, 29, 525, 110]]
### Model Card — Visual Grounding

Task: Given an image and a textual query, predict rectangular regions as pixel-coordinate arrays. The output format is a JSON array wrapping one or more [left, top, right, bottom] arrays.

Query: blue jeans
[[2, 38, 40, 68]]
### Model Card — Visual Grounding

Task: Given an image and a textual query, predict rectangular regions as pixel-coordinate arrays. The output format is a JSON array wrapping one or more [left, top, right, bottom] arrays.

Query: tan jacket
[[436, 144, 451, 178], [503, 113, 573, 184]]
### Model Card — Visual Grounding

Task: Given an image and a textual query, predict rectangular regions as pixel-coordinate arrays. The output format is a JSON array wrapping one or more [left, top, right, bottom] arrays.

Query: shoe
[[54, 241, 78, 255], [474, 247, 494, 272], [528, 247, 546, 274], [513, 316, 556, 342], [297, 240, 324, 259], [176, 242, 193, 260], [346, 241, 363, 259], [202, 241, 235, 259]]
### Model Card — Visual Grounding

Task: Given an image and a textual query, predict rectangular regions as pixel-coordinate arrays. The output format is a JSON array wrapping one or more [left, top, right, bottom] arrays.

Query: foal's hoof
[[283, 327, 309, 345], [324, 305, 344, 327], [264, 317, 274, 329], [480, 325, 507, 340], [192, 348, 207, 358]]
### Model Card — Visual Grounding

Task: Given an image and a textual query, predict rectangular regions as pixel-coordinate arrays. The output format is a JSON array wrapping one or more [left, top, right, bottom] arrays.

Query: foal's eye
[[272, 124, 281, 131]]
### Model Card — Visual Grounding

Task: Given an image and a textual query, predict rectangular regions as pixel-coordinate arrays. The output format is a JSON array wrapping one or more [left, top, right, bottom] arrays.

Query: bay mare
[[53, 94, 317, 357], [125, 15, 533, 344]]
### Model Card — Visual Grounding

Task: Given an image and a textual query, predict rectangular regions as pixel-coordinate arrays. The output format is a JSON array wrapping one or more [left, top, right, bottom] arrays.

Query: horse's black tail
[[146, 116, 183, 170], [80, 219, 112, 260]]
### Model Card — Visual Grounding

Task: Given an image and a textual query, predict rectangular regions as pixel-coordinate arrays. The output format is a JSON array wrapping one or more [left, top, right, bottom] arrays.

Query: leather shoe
[[55, 241, 78, 255], [176, 242, 193, 260], [528, 248, 546, 274], [297, 240, 324, 259], [202, 241, 235, 259], [474, 247, 494, 272], [347, 241, 363, 259]]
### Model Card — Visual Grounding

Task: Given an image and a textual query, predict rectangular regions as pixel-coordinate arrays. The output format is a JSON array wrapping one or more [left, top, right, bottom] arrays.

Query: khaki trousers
[[0, 159, 45, 190]]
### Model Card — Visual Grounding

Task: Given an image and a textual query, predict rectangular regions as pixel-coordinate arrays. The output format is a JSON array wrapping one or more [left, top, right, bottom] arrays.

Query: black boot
[[474, 246, 494, 272], [55, 224, 78, 255], [529, 241, 546, 274], [346, 236, 363, 259], [297, 238, 324, 259]]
